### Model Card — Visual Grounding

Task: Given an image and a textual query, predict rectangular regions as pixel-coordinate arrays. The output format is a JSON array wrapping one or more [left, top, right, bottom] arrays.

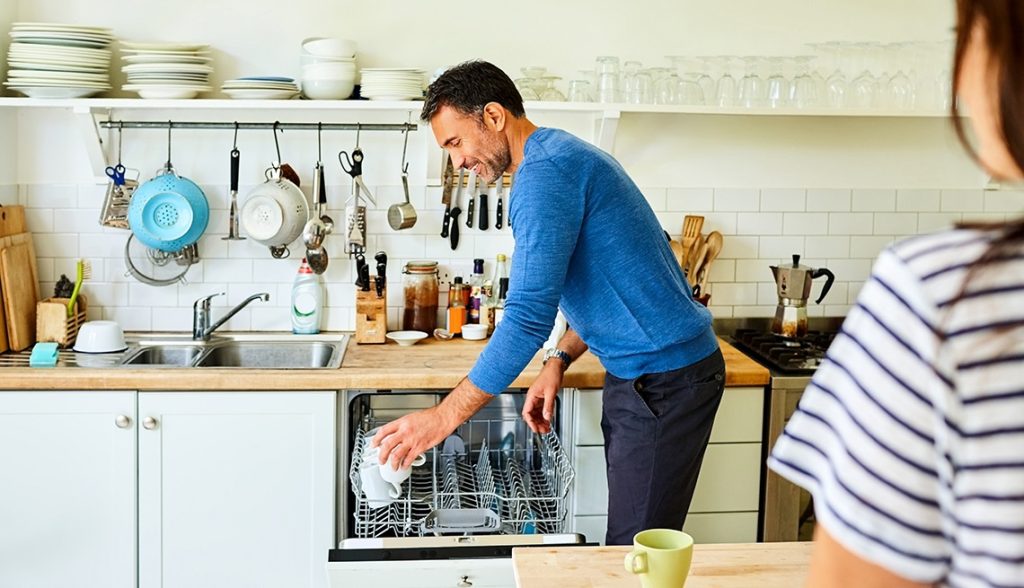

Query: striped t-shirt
[[768, 227, 1024, 587]]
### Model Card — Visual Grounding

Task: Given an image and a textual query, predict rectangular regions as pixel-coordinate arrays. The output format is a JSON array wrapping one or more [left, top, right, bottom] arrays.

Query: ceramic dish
[[461, 324, 488, 340], [73, 320, 127, 353], [385, 331, 429, 346]]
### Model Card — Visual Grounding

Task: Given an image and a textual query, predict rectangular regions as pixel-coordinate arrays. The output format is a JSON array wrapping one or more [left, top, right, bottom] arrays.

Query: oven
[[714, 317, 844, 543], [326, 389, 584, 588]]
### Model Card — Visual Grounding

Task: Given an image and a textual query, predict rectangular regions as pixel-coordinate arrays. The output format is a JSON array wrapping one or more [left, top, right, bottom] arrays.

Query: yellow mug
[[624, 529, 694, 588]]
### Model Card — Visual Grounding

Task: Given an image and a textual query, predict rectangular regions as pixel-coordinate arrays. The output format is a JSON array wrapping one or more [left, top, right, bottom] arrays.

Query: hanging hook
[[399, 125, 410, 174], [355, 122, 361, 149], [165, 120, 173, 170], [117, 120, 124, 166], [272, 121, 282, 165], [317, 122, 323, 163], [232, 121, 239, 151]]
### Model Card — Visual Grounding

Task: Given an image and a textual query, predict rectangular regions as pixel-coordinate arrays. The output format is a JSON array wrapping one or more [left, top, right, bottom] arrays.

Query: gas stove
[[714, 317, 845, 377]]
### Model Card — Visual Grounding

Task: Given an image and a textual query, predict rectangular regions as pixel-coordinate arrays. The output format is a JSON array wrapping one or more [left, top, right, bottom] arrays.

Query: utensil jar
[[402, 261, 439, 332]]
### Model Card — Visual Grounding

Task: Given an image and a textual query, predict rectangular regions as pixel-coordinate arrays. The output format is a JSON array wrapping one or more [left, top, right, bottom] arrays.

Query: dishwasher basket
[[349, 416, 574, 538]]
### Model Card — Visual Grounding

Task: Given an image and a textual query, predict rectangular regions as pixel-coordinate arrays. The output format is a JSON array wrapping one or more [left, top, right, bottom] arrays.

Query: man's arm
[[372, 377, 494, 469], [522, 329, 588, 434]]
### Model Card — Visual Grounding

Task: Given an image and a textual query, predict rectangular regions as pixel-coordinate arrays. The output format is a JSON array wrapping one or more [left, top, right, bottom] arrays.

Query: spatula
[[681, 215, 704, 271], [696, 231, 724, 295]]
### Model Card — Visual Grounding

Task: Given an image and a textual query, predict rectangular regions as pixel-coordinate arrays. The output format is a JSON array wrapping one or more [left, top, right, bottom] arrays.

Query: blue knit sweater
[[467, 128, 718, 394]]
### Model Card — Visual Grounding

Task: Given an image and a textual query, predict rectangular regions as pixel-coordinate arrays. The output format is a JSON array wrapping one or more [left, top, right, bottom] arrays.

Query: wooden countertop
[[0, 337, 768, 390], [512, 542, 812, 588]]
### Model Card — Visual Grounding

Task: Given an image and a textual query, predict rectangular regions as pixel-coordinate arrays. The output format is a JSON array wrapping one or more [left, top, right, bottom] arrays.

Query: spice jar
[[402, 261, 439, 332]]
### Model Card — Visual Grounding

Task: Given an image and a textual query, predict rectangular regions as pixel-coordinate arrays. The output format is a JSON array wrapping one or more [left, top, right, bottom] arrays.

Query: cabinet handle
[[456, 576, 472, 587], [115, 415, 132, 429], [142, 416, 159, 430]]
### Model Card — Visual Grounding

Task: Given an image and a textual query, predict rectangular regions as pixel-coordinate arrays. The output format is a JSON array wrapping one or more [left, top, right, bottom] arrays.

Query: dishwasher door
[[329, 390, 579, 588]]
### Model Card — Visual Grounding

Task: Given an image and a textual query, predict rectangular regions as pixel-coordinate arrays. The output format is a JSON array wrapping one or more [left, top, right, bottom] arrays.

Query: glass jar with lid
[[402, 260, 439, 332]]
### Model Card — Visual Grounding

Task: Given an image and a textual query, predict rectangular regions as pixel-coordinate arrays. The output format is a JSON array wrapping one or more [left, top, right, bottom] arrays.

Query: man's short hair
[[420, 60, 525, 122]]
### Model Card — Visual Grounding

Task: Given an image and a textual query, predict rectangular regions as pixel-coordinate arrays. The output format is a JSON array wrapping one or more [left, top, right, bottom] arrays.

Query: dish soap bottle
[[291, 258, 323, 334]]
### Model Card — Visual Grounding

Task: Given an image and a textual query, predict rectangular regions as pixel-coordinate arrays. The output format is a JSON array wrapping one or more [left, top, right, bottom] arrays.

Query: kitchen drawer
[[573, 386, 764, 447], [684, 512, 759, 544], [690, 443, 762, 513], [573, 515, 608, 545], [327, 557, 513, 588]]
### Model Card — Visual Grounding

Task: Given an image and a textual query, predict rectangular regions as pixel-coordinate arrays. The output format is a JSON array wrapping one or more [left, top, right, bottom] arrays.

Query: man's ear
[[482, 102, 506, 132]]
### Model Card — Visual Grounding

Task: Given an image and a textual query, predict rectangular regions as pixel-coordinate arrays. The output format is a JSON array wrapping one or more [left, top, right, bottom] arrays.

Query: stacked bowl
[[300, 37, 356, 100], [4, 22, 114, 98], [120, 41, 213, 99]]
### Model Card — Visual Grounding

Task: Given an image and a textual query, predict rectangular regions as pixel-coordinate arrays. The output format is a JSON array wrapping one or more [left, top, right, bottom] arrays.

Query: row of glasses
[[515, 66, 566, 101]]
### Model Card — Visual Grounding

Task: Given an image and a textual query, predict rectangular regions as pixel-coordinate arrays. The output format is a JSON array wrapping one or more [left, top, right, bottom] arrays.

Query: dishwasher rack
[[349, 415, 574, 538]]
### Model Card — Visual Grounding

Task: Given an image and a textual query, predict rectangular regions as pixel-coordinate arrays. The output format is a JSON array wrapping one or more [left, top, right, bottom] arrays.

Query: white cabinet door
[[138, 392, 335, 588], [0, 391, 136, 588]]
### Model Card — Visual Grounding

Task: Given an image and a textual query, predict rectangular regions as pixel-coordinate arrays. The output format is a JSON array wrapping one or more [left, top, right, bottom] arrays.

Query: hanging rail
[[98, 120, 417, 132]]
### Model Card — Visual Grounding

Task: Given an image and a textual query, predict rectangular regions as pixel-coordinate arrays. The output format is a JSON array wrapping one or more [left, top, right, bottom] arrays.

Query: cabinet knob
[[456, 576, 473, 587], [142, 416, 159, 430], [115, 415, 132, 429]]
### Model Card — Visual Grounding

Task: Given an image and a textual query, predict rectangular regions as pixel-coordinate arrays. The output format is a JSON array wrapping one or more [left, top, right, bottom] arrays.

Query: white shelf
[[0, 96, 950, 118]]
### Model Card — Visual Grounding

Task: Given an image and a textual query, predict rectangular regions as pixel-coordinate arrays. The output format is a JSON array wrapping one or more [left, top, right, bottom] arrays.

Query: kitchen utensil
[[72, 320, 126, 353], [479, 181, 489, 231], [495, 178, 505, 229], [123, 233, 195, 286], [770, 254, 835, 338], [681, 215, 704, 269], [668, 238, 684, 268], [339, 136, 376, 256], [385, 330, 428, 346], [374, 251, 388, 297], [65, 258, 91, 316], [461, 323, 487, 340], [303, 162, 330, 273], [449, 169, 464, 250], [0, 242, 39, 351], [359, 263, 371, 292], [696, 231, 723, 295], [0, 210, 30, 353], [421, 508, 502, 536], [221, 140, 245, 241], [240, 167, 309, 252], [378, 453, 427, 498], [465, 169, 477, 229], [99, 169, 139, 230], [687, 238, 709, 289], [354, 253, 369, 291], [387, 129, 417, 231], [440, 153, 455, 238]]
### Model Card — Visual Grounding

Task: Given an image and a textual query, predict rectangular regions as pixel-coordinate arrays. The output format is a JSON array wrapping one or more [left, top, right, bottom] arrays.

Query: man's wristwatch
[[543, 347, 572, 369]]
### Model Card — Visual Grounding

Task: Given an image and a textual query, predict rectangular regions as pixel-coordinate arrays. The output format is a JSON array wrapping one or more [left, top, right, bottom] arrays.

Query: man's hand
[[523, 361, 563, 434], [371, 406, 454, 470], [372, 377, 494, 469]]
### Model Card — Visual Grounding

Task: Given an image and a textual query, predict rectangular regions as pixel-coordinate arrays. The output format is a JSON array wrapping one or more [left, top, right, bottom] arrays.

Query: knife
[[359, 264, 371, 292], [375, 251, 388, 294], [355, 253, 368, 290], [495, 178, 504, 229], [450, 169, 464, 250], [440, 154, 455, 239], [465, 169, 477, 229], [479, 180, 489, 231]]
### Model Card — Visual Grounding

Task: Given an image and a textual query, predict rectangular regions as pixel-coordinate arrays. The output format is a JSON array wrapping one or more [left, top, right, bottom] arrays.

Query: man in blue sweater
[[373, 60, 725, 544]]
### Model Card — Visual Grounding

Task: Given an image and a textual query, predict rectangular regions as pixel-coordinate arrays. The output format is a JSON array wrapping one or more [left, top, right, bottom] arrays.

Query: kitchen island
[[512, 541, 812, 587]]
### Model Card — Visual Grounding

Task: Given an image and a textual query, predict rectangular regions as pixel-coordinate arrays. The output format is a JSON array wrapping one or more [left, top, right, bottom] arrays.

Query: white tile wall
[[13, 179, 1024, 329]]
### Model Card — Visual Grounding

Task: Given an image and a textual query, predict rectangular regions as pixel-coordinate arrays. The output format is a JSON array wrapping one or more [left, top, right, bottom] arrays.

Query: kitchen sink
[[194, 341, 341, 369], [118, 334, 348, 369]]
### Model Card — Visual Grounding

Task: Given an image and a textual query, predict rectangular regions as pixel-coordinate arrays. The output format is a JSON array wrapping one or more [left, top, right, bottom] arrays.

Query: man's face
[[430, 105, 511, 183]]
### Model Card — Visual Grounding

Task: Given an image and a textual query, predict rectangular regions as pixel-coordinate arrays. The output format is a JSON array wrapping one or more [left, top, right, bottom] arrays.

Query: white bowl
[[301, 37, 357, 58], [301, 78, 354, 100], [302, 62, 357, 77], [461, 324, 488, 340], [386, 330, 428, 346], [73, 320, 127, 353], [300, 53, 356, 68]]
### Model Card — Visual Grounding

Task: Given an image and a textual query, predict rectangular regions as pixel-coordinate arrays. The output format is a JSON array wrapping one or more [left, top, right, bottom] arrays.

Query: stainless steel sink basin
[[194, 341, 341, 369], [118, 334, 348, 369], [122, 345, 203, 366]]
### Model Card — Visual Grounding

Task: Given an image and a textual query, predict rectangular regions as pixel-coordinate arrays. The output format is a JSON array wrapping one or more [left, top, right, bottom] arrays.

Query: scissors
[[105, 164, 126, 186]]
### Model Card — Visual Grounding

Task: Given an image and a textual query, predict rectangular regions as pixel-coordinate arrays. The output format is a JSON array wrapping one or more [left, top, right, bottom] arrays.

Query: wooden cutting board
[[0, 235, 40, 352], [0, 206, 27, 353]]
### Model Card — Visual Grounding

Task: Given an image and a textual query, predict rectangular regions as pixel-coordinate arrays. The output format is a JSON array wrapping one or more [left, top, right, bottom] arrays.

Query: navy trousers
[[601, 347, 726, 545]]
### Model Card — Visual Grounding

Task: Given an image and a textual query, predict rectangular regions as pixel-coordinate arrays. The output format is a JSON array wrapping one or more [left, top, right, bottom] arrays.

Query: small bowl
[[301, 78, 355, 100], [301, 37, 357, 58], [386, 330, 428, 347], [73, 320, 127, 353], [301, 62, 357, 77], [461, 324, 488, 341]]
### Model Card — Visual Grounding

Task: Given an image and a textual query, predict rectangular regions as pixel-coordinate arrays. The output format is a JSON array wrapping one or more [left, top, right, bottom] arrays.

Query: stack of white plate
[[4, 22, 114, 98], [222, 76, 299, 100], [359, 68, 425, 101], [120, 41, 212, 99]]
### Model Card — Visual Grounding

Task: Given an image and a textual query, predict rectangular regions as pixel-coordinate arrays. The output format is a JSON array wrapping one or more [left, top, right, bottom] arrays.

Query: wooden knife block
[[355, 282, 387, 344]]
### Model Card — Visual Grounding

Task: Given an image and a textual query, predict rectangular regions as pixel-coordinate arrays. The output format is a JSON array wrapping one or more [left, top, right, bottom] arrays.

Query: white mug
[[359, 462, 397, 508], [379, 454, 426, 499]]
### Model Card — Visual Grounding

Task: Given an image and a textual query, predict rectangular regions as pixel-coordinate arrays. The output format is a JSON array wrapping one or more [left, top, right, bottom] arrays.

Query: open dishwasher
[[327, 390, 584, 588]]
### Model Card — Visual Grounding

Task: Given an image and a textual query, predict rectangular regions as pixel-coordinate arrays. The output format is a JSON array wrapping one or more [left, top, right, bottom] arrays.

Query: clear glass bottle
[[493, 277, 510, 328], [402, 260, 439, 332], [447, 282, 466, 335], [491, 254, 509, 289], [468, 258, 485, 325]]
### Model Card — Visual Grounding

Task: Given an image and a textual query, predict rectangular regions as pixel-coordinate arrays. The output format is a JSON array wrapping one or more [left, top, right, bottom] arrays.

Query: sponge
[[29, 342, 59, 367]]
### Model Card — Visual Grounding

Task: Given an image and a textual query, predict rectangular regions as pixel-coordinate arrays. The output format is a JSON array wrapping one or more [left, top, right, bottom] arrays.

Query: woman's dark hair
[[949, 0, 1024, 305], [420, 60, 525, 122]]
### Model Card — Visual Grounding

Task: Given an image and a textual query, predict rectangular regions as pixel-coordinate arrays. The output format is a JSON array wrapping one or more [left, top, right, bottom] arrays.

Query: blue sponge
[[29, 342, 59, 367]]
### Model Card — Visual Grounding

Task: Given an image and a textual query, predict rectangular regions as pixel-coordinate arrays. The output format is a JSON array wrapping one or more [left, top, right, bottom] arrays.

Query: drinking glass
[[790, 56, 818, 109], [514, 77, 540, 101], [655, 72, 681, 105], [765, 57, 791, 109], [623, 60, 652, 104], [883, 42, 914, 110], [710, 56, 738, 107], [596, 56, 621, 103], [567, 79, 593, 102], [738, 56, 767, 108], [539, 76, 566, 101], [850, 42, 878, 109]]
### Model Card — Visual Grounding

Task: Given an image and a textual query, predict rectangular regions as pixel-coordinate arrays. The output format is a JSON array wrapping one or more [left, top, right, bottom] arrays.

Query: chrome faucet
[[192, 292, 270, 341]]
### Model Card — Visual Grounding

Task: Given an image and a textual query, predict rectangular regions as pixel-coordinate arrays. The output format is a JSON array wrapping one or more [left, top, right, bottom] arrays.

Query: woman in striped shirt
[[768, 1, 1024, 586]]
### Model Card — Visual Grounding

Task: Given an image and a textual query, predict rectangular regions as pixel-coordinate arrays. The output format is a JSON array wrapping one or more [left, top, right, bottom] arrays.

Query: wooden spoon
[[669, 239, 685, 269], [680, 215, 704, 267], [697, 231, 724, 294]]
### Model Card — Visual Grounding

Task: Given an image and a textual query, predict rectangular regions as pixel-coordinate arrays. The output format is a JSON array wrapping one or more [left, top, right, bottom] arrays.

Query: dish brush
[[66, 259, 91, 317]]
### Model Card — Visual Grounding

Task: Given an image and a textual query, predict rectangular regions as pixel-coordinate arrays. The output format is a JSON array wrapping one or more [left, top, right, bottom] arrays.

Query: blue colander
[[128, 166, 209, 252]]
